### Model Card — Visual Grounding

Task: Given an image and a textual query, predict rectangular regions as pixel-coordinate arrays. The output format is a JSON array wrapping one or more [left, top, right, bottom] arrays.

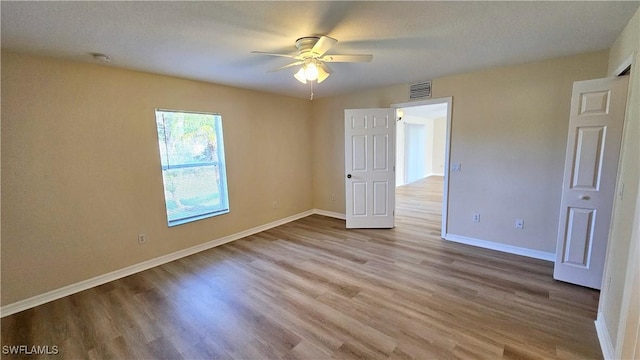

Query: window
[[155, 109, 229, 226]]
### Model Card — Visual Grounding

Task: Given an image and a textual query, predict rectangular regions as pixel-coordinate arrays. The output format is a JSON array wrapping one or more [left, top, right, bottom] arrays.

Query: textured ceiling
[[2, 1, 638, 99]]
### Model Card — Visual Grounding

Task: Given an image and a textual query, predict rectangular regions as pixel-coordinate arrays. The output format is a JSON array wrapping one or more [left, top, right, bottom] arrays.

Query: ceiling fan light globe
[[304, 62, 319, 81], [294, 68, 307, 84], [317, 67, 330, 83]]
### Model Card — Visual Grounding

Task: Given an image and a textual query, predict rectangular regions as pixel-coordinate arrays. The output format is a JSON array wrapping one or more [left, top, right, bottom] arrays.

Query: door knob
[[579, 195, 591, 200], [347, 174, 352, 179]]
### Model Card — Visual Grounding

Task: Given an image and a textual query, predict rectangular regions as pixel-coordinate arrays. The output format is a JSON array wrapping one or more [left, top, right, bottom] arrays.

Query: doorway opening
[[392, 98, 452, 238]]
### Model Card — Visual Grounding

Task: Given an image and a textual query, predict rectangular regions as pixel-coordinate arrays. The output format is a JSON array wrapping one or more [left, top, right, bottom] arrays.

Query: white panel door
[[554, 76, 629, 289], [345, 108, 396, 228]]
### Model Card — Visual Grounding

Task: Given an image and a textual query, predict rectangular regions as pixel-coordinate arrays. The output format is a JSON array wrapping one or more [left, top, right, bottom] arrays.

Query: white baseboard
[[313, 209, 346, 220], [444, 233, 555, 261], [595, 313, 615, 359], [0, 209, 315, 318]]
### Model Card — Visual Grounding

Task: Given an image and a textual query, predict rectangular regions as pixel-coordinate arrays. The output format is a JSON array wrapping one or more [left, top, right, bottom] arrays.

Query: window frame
[[155, 108, 230, 227]]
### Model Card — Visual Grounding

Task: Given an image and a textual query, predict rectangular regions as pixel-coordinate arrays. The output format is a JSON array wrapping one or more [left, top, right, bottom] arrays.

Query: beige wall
[[599, 6, 640, 358], [1, 52, 313, 305], [432, 117, 446, 175], [312, 51, 608, 253], [434, 52, 608, 253]]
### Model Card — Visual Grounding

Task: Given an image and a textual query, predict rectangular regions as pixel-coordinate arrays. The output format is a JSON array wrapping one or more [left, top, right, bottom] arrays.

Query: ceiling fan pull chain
[[310, 81, 314, 100]]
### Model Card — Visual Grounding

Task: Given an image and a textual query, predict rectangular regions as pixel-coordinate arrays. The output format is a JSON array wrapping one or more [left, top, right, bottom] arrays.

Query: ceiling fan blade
[[320, 54, 373, 63], [318, 62, 334, 74], [268, 61, 304, 73], [311, 36, 338, 56], [250, 51, 297, 59]]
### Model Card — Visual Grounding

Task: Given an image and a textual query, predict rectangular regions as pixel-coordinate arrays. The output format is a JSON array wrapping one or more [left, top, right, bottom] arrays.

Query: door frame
[[391, 97, 453, 238], [596, 55, 636, 359]]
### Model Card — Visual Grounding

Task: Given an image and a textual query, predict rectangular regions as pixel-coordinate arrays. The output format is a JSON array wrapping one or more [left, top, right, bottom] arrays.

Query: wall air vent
[[409, 81, 432, 100]]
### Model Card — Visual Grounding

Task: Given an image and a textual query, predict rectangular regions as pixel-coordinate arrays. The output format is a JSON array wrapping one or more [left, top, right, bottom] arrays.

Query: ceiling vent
[[409, 81, 432, 100]]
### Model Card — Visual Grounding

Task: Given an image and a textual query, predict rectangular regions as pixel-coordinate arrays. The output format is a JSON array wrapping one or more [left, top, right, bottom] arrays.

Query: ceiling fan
[[251, 35, 373, 84]]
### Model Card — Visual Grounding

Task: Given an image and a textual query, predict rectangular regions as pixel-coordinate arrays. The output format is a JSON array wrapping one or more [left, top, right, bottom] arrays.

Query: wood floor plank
[[1, 176, 602, 359]]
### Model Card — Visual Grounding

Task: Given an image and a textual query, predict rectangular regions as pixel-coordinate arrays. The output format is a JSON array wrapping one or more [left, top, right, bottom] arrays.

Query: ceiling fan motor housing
[[295, 37, 321, 57]]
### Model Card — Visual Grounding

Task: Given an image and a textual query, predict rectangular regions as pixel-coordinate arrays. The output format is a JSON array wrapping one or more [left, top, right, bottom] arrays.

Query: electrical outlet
[[331, 194, 336, 202], [472, 213, 480, 222], [138, 234, 147, 245], [515, 219, 524, 229], [272, 201, 278, 209]]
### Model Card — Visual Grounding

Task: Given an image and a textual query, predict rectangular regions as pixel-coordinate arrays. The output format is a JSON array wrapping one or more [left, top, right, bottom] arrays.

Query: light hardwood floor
[[1, 176, 602, 359]]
